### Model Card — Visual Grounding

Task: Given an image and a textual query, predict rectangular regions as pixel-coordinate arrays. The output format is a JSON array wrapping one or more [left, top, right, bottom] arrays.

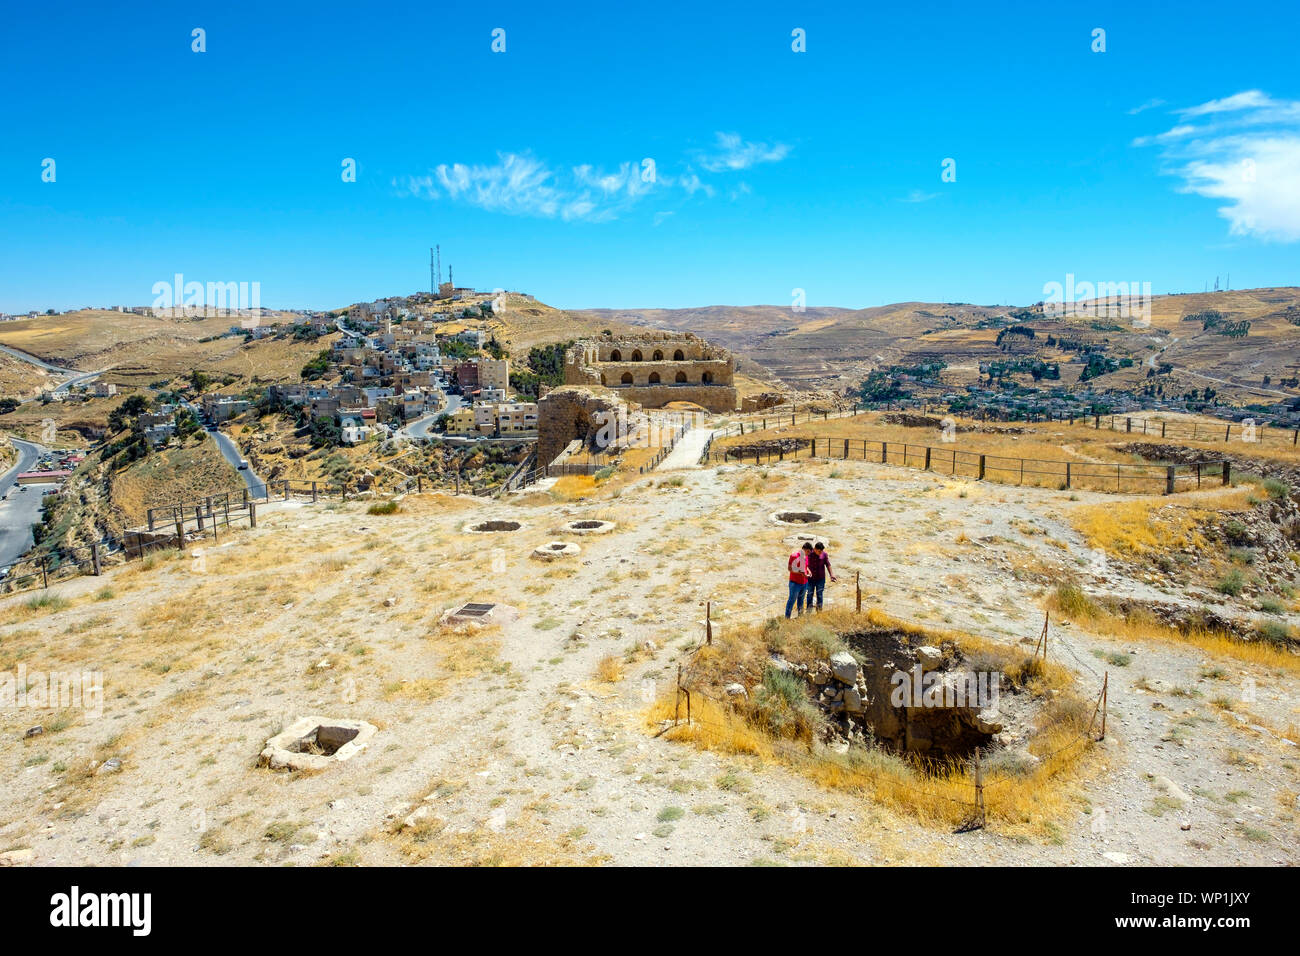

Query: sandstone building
[[562, 332, 737, 414]]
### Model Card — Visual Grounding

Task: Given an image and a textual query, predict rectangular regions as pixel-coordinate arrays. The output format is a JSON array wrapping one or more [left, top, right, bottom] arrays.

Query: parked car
[[238, 459, 250, 470]]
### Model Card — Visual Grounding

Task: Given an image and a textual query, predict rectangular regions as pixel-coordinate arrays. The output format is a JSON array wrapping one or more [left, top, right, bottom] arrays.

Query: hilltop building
[[562, 332, 737, 413]]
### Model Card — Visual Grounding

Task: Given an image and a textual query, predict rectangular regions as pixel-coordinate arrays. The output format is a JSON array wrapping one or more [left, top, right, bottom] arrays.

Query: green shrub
[[366, 500, 399, 515], [1053, 581, 1098, 618], [1216, 568, 1247, 597], [1256, 620, 1292, 645], [1258, 596, 1286, 615], [748, 665, 822, 743]]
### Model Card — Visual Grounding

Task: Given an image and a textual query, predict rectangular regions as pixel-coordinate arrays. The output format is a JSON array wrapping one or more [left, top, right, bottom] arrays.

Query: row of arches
[[609, 348, 686, 362], [602, 371, 715, 385]]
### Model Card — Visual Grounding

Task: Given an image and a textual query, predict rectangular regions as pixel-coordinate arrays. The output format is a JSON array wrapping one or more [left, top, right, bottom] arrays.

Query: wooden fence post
[[249, 500, 257, 528], [175, 517, 185, 551], [855, 571, 861, 612], [924, 446, 931, 471], [1165, 465, 1176, 495], [1222, 461, 1231, 486], [706, 602, 712, 645], [1065, 462, 1071, 489], [312, 481, 318, 502], [978, 455, 986, 480], [40, 557, 49, 589], [90, 542, 101, 576], [1101, 672, 1108, 739], [973, 747, 985, 829]]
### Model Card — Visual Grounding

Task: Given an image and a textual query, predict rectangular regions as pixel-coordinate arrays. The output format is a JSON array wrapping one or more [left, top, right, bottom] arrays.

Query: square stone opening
[[261, 716, 377, 771], [288, 723, 360, 757]]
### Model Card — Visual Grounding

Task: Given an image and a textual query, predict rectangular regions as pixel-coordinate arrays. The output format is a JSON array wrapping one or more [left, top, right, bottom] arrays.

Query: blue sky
[[2, 0, 1297, 313]]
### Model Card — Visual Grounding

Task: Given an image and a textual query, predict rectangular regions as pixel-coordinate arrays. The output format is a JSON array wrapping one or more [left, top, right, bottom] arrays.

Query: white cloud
[[1136, 90, 1300, 241], [395, 132, 783, 222], [899, 190, 939, 203], [696, 132, 791, 172], [1127, 98, 1165, 115], [394, 153, 662, 222]]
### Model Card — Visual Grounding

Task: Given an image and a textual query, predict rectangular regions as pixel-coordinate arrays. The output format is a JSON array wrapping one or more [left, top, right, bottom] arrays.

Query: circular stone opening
[[771, 511, 824, 525], [465, 519, 524, 534], [533, 541, 580, 560], [561, 519, 616, 535]]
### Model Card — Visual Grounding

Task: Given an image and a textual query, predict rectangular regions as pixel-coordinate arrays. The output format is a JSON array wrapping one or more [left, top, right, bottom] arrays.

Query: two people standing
[[785, 541, 836, 617]]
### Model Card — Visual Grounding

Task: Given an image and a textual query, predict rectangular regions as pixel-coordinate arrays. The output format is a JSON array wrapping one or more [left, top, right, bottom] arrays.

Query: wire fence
[[707, 433, 1230, 494], [2, 491, 263, 596], [1092, 414, 1300, 447], [659, 583, 1110, 832]]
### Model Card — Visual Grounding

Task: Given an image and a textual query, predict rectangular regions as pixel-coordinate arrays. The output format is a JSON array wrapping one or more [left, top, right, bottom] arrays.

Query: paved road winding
[[0, 439, 50, 569]]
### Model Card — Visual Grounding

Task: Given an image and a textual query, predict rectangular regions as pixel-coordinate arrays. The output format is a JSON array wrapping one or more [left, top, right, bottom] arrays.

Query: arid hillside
[[2, 420, 1296, 867], [0, 310, 329, 392], [575, 289, 1300, 404]]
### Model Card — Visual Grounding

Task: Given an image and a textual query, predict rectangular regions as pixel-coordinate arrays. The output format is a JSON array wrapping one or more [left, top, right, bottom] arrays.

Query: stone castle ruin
[[562, 332, 738, 414]]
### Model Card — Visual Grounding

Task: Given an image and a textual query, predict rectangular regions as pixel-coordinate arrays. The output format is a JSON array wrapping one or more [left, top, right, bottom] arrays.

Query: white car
[[238, 459, 250, 470]]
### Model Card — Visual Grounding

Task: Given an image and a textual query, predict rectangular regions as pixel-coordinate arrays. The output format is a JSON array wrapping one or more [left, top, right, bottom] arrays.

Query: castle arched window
[[610, 349, 622, 362], [621, 372, 634, 384], [648, 372, 661, 384], [701, 371, 713, 384], [675, 371, 687, 383], [631, 349, 643, 362], [673, 349, 685, 361], [653, 350, 663, 361]]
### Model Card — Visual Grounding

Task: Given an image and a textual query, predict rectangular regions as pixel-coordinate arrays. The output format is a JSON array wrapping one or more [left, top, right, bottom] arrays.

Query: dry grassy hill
[[1, 428, 1296, 867], [574, 289, 1300, 405], [0, 310, 326, 391]]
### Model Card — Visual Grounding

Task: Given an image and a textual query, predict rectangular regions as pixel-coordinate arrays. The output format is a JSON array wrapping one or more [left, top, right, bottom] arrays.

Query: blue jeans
[[785, 580, 808, 617], [809, 579, 826, 610]]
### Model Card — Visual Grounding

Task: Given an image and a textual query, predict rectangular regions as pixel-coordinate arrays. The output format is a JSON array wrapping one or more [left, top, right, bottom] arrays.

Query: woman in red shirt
[[786, 542, 813, 617]]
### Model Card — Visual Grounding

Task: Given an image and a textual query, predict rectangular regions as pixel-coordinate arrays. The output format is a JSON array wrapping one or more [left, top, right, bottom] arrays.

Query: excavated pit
[[533, 541, 580, 560], [562, 519, 616, 534], [465, 519, 524, 534], [815, 628, 1005, 759], [771, 511, 824, 525], [260, 716, 377, 771]]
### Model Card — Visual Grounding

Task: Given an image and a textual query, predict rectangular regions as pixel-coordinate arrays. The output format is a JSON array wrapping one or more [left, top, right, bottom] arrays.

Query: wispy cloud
[[394, 133, 783, 221], [1135, 89, 1300, 241], [898, 189, 939, 203], [1127, 98, 1165, 115], [696, 132, 791, 172], [395, 153, 661, 222]]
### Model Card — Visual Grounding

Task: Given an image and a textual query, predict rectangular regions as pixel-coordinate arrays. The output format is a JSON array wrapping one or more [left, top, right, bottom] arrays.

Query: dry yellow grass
[[1046, 585, 1300, 673], [712, 411, 1299, 492], [646, 607, 1097, 837], [595, 655, 624, 683], [1070, 497, 1211, 560]]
